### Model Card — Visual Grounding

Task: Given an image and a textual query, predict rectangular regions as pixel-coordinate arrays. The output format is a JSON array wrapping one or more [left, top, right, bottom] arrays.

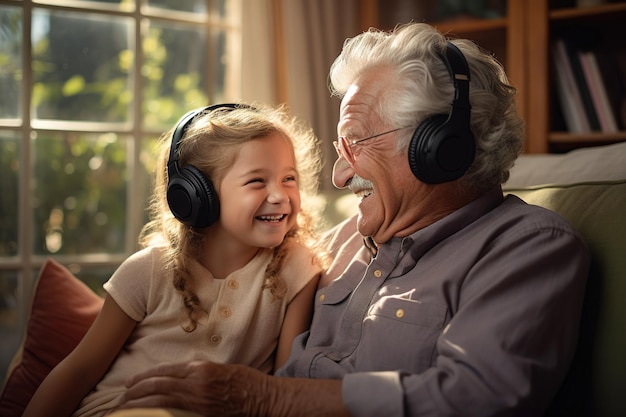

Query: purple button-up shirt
[[278, 187, 589, 417]]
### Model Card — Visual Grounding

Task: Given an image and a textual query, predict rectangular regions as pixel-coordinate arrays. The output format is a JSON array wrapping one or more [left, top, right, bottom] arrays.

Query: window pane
[[0, 6, 23, 120], [0, 270, 20, 384], [0, 131, 20, 256], [140, 135, 160, 224], [210, 26, 240, 103], [66, 264, 116, 297], [142, 20, 209, 129], [31, 9, 134, 123], [213, 0, 239, 23], [145, 0, 207, 15], [34, 0, 135, 12], [31, 132, 129, 255]]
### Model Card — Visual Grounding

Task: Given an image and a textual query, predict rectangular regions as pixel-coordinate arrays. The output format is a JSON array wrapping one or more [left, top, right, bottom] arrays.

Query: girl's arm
[[274, 274, 320, 370], [23, 294, 137, 417]]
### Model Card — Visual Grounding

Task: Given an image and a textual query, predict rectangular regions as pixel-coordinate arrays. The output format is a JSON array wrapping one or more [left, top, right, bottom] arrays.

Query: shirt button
[[220, 307, 232, 318], [373, 269, 382, 278], [395, 309, 405, 319], [209, 334, 222, 344], [319, 294, 325, 302], [228, 280, 239, 289]]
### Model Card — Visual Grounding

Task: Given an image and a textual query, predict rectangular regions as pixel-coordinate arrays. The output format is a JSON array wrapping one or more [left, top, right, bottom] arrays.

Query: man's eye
[[284, 176, 297, 183]]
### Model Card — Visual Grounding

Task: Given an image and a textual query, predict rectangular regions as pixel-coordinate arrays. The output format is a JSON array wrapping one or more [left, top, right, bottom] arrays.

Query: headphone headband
[[408, 42, 476, 184], [441, 42, 471, 114], [168, 103, 244, 177]]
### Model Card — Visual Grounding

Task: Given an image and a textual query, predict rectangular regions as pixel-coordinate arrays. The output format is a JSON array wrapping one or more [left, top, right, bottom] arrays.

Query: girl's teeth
[[257, 214, 285, 221]]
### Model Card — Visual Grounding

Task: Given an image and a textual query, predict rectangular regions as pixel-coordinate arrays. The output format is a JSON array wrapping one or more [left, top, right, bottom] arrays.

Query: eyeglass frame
[[333, 126, 411, 165]]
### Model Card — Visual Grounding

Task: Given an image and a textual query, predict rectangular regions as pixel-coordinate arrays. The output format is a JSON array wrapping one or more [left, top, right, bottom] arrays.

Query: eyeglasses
[[333, 127, 406, 166]]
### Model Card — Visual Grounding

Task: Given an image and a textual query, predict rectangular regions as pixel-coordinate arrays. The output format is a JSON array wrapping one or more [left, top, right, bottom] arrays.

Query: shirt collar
[[363, 236, 378, 258], [372, 186, 504, 276]]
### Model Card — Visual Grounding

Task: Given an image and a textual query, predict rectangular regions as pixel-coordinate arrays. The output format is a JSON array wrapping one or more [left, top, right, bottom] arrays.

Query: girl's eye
[[284, 176, 297, 183], [245, 178, 264, 185]]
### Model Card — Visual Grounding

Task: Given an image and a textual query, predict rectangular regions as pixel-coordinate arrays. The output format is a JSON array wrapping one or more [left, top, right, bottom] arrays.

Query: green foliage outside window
[[0, 1, 237, 384]]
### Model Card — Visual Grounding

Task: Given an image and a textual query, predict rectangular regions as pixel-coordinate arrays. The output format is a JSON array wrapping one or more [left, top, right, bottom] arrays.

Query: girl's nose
[[267, 184, 289, 204]]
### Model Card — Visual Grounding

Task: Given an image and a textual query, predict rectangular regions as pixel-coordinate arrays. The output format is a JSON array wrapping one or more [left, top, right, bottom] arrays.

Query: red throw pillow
[[0, 258, 104, 416]]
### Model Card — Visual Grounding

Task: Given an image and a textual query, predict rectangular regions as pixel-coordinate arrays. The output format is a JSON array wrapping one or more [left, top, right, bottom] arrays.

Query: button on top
[[209, 334, 222, 344], [227, 280, 239, 289], [373, 269, 382, 278], [395, 308, 405, 319], [220, 307, 232, 318]]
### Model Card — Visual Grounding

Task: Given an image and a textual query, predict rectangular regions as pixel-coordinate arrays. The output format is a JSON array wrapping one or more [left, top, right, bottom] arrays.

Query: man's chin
[[356, 211, 376, 239]]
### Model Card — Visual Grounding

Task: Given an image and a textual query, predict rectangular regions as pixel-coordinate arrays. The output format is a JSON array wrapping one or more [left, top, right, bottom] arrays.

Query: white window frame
[[0, 0, 242, 381]]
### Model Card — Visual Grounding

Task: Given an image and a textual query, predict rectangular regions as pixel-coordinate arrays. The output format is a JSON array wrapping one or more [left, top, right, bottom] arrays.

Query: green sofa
[[502, 142, 626, 416], [2, 142, 625, 417]]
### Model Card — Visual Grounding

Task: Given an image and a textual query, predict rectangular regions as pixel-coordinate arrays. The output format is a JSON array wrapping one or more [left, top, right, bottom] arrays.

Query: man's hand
[[117, 361, 269, 416], [116, 360, 348, 417]]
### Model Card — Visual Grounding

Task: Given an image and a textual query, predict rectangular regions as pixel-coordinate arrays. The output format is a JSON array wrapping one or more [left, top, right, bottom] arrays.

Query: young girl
[[24, 103, 326, 417]]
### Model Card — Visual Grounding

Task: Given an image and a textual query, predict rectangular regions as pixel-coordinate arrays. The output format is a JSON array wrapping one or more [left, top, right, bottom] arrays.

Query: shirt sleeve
[[281, 240, 323, 302], [343, 372, 403, 416], [103, 246, 159, 322], [343, 223, 589, 416]]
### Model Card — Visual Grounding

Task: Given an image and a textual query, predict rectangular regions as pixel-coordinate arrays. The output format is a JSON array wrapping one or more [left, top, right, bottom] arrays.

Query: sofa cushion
[[506, 141, 626, 188], [505, 180, 626, 416], [0, 258, 103, 416]]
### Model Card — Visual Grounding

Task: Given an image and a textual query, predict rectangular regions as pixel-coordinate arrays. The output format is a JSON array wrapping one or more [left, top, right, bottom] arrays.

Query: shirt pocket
[[315, 263, 364, 306], [368, 296, 447, 329], [307, 274, 359, 347], [357, 296, 449, 372]]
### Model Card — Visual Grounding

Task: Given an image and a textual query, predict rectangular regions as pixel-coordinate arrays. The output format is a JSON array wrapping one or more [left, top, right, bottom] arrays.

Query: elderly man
[[116, 22, 589, 417]]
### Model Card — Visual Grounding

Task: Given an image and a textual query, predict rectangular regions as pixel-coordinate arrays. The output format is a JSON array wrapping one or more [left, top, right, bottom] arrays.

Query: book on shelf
[[578, 49, 619, 133], [561, 38, 601, 132], [594, 48, 626, 131], [552, 38, 591, 134]]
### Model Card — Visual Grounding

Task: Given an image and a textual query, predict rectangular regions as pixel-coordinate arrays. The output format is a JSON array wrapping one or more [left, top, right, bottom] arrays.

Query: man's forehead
[[340, 68, 391, 113]]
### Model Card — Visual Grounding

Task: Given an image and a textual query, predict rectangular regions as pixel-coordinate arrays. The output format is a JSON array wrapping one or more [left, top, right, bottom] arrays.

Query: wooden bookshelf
[[359, 0, 626, 153], [529, 0, 626, 152]]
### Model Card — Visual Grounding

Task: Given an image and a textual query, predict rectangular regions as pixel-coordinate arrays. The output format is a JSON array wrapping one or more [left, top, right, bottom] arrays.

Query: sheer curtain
[[241, 0, 361, 191]]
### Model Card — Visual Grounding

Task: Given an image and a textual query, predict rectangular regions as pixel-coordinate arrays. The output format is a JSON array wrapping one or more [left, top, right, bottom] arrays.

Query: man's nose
[[332, 157, 353, 189]]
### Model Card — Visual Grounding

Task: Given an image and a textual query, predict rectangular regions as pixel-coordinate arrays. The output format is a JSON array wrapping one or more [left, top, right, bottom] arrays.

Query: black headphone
[[408, 42, 475, 184], [166, 103, 247, 228]]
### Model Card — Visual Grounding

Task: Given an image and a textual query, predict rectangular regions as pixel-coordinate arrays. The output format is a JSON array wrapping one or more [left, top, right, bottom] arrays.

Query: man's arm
[[116, 361, 350, 417]]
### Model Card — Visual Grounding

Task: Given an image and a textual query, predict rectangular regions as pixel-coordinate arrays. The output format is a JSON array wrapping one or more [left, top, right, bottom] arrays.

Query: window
[[0, 0, 242, 381]]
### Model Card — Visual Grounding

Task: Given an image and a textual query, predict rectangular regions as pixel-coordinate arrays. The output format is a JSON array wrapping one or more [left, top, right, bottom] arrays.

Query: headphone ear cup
[[166, 165, 219, 228], [409, 114, 447, 183], [408, 114, 475, 184]]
